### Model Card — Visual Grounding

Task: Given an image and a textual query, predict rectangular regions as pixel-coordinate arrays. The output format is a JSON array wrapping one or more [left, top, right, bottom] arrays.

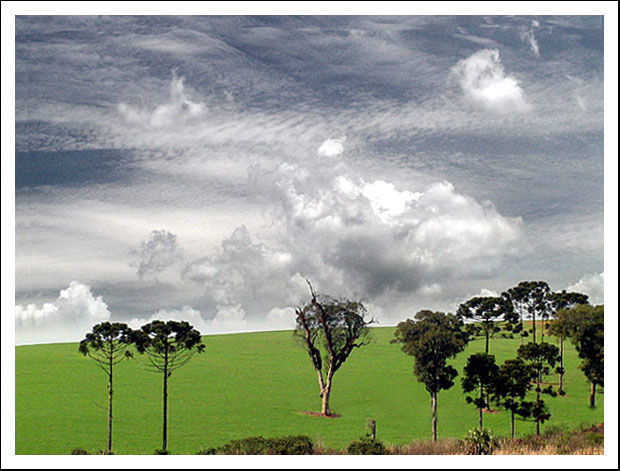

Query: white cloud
[[317, 137, 346, 157], [15, 281, 111, 344], [479, 288, 500, 297], [567, 272, 604, 305], [118, 70, 205, 128], [266, 306, 297, 330], [269, 163, 523, 302], [519, 21, 541, 57], [128, 304, 248, 335], [451, 49, 531, 113]]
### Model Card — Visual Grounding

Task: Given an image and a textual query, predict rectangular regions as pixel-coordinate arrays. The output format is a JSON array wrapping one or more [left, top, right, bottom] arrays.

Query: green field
[[15, 327, 603, 454]]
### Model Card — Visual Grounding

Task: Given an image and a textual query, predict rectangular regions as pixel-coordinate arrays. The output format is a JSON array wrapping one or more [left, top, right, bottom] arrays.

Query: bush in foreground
[[213, 435, 314, 455], [346, 437, 389, 455]]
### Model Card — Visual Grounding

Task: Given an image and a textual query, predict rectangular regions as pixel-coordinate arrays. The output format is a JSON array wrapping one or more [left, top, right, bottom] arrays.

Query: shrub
[[583, 432, 604, 446], [464, 428, 498, 455], [70, 448, 89, 455], [268, 435, 314, 455], [347, 437, 389, 455], [218, 436, 270, 455], [196, 447, 217, 455], [216, 435, 314, 455]]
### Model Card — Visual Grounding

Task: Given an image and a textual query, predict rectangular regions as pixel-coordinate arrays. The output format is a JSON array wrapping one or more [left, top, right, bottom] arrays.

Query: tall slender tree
[[79, 322, 133, 454], [491, 358, 535, 439], [294, 281, 373, 416], [547, 291, 589, 394], [392, 311, 469, 441], [457, 295, 517, 353], [517, 342, 559, 435], [506, 281, 552, 344], [461, 353, 499, 429], [553, 304, 604, 407], [131, 320, 205, 453]]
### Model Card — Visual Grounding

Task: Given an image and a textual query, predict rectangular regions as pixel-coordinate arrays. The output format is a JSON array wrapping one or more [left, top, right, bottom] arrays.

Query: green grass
[[15, 327, 603, 454]]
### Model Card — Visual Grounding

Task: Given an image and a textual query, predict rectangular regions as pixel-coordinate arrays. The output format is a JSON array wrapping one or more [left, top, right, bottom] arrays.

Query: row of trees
[[294, 280, 603, 442], [79, 320, 204, 454], [79, 279, 602, 453]]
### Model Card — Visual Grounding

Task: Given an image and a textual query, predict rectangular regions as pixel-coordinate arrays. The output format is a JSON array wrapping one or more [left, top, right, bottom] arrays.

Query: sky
[[8, 13, 612, 345]]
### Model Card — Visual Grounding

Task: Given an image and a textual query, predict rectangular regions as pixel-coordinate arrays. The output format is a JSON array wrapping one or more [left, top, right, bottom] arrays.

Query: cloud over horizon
[[12, 15, 605, 344], [15, 281, 111, 344]]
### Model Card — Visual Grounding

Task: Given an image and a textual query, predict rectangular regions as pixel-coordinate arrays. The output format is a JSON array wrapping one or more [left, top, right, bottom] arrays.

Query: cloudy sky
[[9, 13, 611, 344]]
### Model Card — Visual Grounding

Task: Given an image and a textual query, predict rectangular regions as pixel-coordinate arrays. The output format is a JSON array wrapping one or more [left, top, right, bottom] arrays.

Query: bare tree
[[294, 281, 373, 416]]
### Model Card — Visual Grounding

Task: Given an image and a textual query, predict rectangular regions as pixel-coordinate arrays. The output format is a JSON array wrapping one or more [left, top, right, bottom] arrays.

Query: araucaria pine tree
[[79, 322, 134, 454], [392, 311, 469, 441], [506, 281, 552, 344], [457, 295, 517, 353], [492, 358, 535, 439], [131, 320, 205, 453], [517, 341, 559, 436], [461, 353, 499, 429]]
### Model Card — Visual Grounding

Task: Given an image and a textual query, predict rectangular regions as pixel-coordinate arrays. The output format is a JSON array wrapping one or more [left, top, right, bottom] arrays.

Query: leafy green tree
[[554, 304, 604, 407], [131, 320, 205, 452], [461, 353, 499, 429], [517, 342, 560, 435], [547, 291, 589, 394], [457, 295, 517, 354], [79, 322, 133, 454], [506, 281, 553, 344], [392, 310, 469, 441], [491, 358, 535, 439], [294, 281, 373, 416]]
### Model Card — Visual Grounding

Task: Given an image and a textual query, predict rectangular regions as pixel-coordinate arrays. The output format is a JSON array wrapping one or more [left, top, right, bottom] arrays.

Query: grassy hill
[[15, 327, 603, 454]]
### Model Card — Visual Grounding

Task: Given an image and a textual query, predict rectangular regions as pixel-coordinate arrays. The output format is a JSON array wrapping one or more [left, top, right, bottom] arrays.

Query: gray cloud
[[130, 229, 182, 279], [12, 15, 605, 342]]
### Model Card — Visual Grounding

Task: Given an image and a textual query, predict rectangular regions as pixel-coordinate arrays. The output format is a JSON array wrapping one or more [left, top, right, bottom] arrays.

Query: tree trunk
[[485, 329, 490, 354], [479, 383, 484, 429], [162, 346, 168, 451], [589, 382, 596, 408], [430, 392, 437, 441], [558, 336, 564, 393], [510, 410, 515, 439], [321, 376, 332, 416], [535, 374, 541, 436], [107, 362, 113, 454]]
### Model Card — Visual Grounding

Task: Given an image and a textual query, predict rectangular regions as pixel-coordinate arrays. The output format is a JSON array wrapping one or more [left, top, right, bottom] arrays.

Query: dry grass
[[315, 423, 605, 455], [389, 438, 468, 455]]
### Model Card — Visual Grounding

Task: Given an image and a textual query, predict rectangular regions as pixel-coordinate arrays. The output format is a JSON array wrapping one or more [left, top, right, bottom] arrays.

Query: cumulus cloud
[[118, 70, 205, 128], [451, 49, 531, 113], [567, 272, 604, 305], [182, 225, 309, 311], [317, 137, 346, 157], [130, 229, 182, 279], [266, 306, 297, 330], [276, 164, 522, 298], [15, 281, 111, 344], [128, 304, 249, 335]]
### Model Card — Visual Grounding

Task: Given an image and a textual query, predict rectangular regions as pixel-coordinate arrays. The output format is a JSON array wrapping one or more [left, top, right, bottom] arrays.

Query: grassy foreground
[[15, 327, 603, 454]]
